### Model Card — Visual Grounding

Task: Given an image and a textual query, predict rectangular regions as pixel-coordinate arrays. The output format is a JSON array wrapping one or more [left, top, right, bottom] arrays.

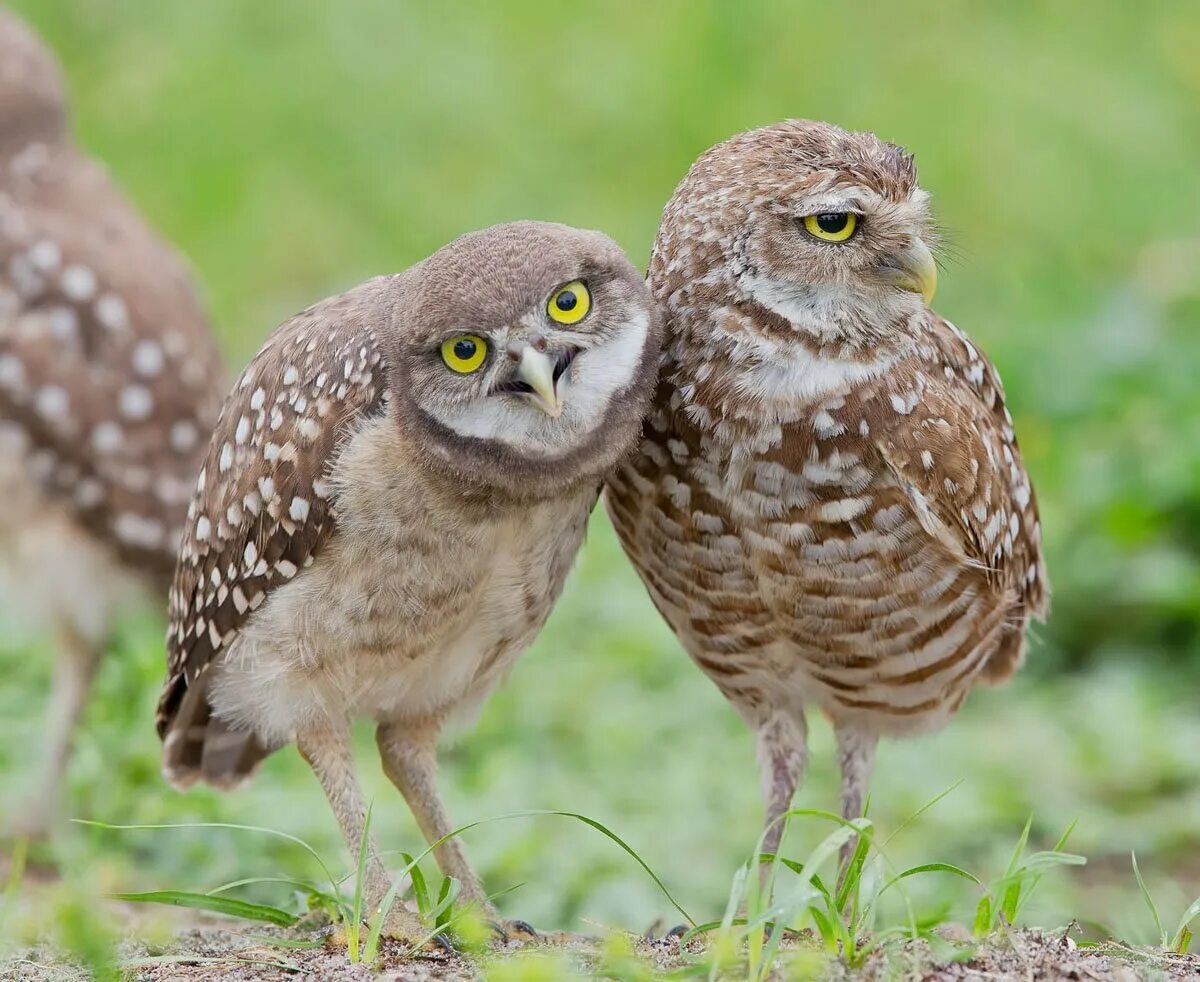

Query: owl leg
[[754, 710, 808, 884], [296, 724, 426, 943], [9, 623, 102, 840], [834, 724, 878, 866], [375, 717, 491, 915]]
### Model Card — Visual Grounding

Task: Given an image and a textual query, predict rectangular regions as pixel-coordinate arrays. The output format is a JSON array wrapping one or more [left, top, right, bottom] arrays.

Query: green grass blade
[[387, 809, 694, 927], [880, 780, 964, 850], [808, 905, 836, 947], [1022, 851, 1087, 870], [1131, 852, 1166, 947], [879, 862, 981, 897], [75, 820, 344, 912], [835, 827, 874, 913], [112, 890, 298, 927], [973, 895, 992, 937], [1050, 817, 1079, 853], [0, 835, 27, 937], [240, 934, 326, 951], [1008, 819, 1084, 920], [677, 919, 743, 944], [1172, 896, 1200, 952], [430, 877, 460, 929], [400, 852, 430, 915], [1004, 815, 1033, 878], [206, 876, 329, 898], [1000, 878, 1023, 923], [790, 817, 869, 891]]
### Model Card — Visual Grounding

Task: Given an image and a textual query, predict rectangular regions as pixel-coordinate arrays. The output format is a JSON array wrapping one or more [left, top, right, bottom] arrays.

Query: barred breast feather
[[606, 310, 1046, 732]]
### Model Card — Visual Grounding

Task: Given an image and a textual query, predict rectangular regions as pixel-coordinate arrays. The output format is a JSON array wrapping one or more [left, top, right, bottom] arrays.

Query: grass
[[0, 0, 1199, 976], [8, 793, 1195, 978]]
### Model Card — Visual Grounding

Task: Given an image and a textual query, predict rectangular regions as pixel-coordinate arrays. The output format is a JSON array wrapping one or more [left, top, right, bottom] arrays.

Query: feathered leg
[[9, 623, 101, 839], [375, 716, 489, 913], [376, 716, 544, 942], [755, 710, 808, 889], [834, 724, 878, 867], [296, 723, 425, 942]]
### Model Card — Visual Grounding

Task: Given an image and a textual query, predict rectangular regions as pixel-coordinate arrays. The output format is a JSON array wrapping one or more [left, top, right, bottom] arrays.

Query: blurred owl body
[[606, 120, 1047, 858], [157, 223, 660, 933], [0, 9, 223, 834]]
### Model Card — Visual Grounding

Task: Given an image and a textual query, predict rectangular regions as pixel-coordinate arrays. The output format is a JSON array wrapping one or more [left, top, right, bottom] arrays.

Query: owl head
[[653, 119, 938, 351], [0, 9, 68, 153], [393, 221, 662, 500]]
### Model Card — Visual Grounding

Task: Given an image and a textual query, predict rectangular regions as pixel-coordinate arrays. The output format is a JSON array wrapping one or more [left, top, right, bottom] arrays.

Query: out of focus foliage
[[2, 0, 1198, 938]]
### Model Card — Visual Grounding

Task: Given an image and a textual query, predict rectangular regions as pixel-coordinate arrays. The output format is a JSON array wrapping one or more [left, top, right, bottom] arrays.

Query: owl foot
[[491, 918, 590, 946], [490, 918, 538, 944]]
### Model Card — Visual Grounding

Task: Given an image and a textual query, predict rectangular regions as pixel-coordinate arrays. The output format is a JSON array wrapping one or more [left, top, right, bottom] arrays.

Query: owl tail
[[160, 675, 272, 791], [979, 621, 1027, 685]]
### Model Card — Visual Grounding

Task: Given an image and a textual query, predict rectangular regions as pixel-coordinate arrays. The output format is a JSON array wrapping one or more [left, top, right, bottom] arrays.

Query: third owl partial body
[[606, 119, 1048, 869]]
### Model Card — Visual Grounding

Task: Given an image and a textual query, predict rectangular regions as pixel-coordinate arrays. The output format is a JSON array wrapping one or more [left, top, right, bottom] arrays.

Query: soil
[[5, 920, 1200, 981]]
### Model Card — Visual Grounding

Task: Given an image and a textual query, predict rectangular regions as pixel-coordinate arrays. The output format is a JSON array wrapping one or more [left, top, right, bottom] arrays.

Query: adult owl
[[0, 9, 224, 837], [606, 120, 1047, 867], [156, 220, 661, 940]]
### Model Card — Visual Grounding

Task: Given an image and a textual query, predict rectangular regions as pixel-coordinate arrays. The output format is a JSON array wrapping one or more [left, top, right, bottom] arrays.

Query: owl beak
[[515, 347, 563, 417], [883, 237, 938, 305]]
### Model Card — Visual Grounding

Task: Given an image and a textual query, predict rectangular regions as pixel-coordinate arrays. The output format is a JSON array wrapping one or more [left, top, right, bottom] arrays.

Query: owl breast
[[608, 395, 1016, 737], [207, 416, 595, 745]]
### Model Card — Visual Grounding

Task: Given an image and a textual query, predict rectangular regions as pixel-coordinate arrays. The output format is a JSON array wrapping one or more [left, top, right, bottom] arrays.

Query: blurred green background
[[2, 0, 1199, 944]]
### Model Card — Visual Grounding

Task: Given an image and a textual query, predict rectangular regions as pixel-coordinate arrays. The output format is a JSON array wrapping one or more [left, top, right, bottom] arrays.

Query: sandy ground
[[4, 920, 1200, 981]]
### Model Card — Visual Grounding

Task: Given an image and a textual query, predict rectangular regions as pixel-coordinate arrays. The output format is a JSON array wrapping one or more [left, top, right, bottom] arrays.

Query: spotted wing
[[0, 162, 224, 583], [155, 277, 395, 738], [872, 314, 1047, 619]]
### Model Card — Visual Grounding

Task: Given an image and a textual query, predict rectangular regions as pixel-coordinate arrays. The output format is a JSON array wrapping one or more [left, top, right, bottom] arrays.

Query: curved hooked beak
[[515, 346, 563, 417], [881, 237, 938, 305]]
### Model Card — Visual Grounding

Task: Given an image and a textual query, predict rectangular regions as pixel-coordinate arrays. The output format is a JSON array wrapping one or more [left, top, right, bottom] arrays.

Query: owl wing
[[872, 314, 1047, 619], [0, 173, 224, 582], [155, 277, 396, 739]]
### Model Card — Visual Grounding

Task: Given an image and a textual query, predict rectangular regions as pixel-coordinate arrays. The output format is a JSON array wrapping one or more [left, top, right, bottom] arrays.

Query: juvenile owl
[[156, 221, 661, 940], [606, 120, 1047, 867], [0, 9, 224, 837]]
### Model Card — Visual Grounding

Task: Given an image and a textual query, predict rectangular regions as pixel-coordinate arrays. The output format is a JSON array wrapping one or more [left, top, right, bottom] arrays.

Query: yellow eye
[[440, 334, 488, 373], [802, 212, 858, 243], [547, 280, 591, 325]]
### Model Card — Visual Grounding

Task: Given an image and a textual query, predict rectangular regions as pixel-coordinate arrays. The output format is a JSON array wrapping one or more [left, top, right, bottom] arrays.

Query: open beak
[[882, 237, 938, 305], [515, 347, 563, 417]]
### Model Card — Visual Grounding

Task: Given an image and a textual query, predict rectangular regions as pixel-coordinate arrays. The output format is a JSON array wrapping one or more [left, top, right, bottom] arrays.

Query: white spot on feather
[[132, 340, 164, 377], [120, 385, 154, 420], [91, 421, 122, 453], [60, 264, 96, 301], [95, 294, 130, 331]]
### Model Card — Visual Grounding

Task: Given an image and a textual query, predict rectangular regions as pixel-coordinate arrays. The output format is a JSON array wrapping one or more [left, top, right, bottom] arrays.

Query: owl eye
[[547, 280, 591, 325], [440, 334, 488, 373], [802, 212, 858, 243]]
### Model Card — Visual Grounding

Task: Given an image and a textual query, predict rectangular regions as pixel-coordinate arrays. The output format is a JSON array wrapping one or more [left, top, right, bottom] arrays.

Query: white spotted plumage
[[0, 7, 224, 837], [156, 221, 662, 935]]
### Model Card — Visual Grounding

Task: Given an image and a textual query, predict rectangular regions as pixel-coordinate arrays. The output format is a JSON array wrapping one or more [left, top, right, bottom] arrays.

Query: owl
[[155, 220, 661, 940], [0, 9, 224, 837], [606, 120, 1047, 868]]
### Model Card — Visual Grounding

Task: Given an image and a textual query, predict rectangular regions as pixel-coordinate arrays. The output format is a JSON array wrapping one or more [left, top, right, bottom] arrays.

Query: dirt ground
[[5, 919, 1200, 981]]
